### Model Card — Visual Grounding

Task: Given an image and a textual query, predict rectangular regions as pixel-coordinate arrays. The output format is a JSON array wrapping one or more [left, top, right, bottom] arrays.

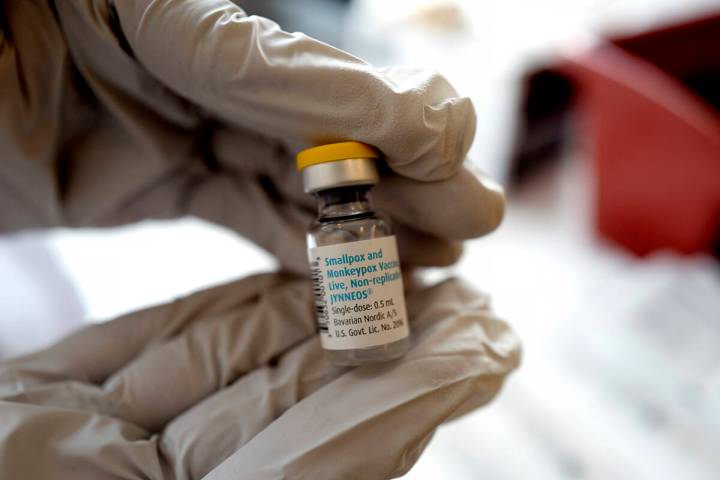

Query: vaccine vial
[[297, 141, 410, 366]]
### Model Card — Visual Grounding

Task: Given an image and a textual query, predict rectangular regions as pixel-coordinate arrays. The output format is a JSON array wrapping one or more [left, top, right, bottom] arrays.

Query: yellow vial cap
[[296, 141, 379, 171]]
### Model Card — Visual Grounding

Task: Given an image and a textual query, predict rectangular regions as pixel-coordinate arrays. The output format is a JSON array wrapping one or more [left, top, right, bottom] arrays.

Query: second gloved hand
[[0, 273, 520, 479]]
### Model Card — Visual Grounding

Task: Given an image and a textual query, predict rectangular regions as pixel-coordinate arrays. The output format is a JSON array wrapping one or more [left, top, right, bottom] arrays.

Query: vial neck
[[316, 186, 374, 220]]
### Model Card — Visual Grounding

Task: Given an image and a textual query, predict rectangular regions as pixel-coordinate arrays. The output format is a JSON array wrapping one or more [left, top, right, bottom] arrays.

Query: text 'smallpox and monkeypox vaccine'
[[297, 141, 410, 366]]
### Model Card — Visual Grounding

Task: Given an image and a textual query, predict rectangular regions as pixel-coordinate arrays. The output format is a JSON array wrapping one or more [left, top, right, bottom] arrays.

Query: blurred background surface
[[2, 1, 719, 478]]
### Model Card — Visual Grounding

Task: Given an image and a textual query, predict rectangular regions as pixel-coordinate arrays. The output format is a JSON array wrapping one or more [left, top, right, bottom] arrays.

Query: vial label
[[309, 235, 409, 350]]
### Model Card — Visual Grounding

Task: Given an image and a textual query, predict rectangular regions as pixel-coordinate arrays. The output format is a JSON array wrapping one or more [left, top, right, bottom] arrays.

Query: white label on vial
[[309, 235, 409, 350]]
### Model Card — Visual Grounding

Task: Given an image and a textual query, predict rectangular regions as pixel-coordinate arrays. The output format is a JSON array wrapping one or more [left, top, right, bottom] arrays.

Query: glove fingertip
[[375, 69, 476, 182]]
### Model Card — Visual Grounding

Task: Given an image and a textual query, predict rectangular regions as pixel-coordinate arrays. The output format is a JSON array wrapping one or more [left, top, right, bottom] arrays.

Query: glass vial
[[297, 142, 410, 366]]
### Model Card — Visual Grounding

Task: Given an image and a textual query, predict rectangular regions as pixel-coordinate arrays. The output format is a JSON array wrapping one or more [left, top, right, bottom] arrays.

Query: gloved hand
[[0, 0, 504, 272], [0, 273, 520, 479]]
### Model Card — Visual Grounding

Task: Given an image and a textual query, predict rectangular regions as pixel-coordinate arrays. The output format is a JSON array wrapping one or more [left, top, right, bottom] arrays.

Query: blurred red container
[[561, 14, 720, 256]]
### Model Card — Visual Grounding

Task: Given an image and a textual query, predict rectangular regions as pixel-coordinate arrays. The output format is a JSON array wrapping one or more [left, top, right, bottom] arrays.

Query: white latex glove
[[0, 273, 520, 479], [0, 0, 504, 272]]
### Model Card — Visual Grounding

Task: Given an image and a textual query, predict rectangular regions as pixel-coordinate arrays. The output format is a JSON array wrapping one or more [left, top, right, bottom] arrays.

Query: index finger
[[112, 0, 475, 181]]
